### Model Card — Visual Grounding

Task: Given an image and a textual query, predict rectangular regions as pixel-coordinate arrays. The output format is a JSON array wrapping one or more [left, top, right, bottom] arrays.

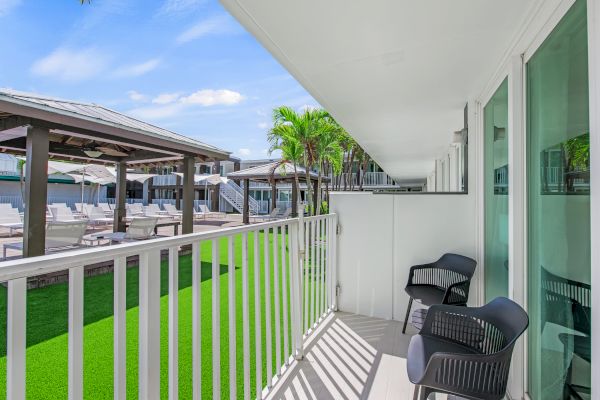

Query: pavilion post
[[291, 180, 298, 218], [182, 156, 195, 235], [175, 173, 181, 210], [211, 161, 221, 212], [271, 180, 277, 212], [23, 126, 49, 258], [243, 178, 250, 224], [114, 161, 127, 233], [312, 180, 318, 215]]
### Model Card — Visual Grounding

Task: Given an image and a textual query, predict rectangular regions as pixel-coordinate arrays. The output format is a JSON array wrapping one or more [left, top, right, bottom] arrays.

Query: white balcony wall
[[330, 191, 477, 321]]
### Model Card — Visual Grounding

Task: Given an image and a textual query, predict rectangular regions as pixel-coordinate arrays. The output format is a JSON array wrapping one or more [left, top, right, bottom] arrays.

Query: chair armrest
[[442, 279, 470, 304], [406, 263, 436, 286]]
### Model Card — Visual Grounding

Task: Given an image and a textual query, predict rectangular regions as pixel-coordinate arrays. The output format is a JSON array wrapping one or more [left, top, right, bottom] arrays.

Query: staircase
[[220, 180, 259, 215]]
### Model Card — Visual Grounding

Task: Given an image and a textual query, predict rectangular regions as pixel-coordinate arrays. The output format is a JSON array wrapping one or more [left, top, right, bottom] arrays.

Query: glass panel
[[484, 78, 509, 302], [527, 1, 590, 398]]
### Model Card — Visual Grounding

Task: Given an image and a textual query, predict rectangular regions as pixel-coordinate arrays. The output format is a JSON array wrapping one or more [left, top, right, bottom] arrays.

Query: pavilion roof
[[0, 89, 231, 165], [227, 161, 327, 182]]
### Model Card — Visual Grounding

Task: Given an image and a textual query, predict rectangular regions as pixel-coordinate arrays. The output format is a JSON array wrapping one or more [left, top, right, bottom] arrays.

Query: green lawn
[[0, 229, 322, 399]]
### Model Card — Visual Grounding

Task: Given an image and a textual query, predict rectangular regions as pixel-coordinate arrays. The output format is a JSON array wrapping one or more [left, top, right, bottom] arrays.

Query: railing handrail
[[0, 217, 305, 282]]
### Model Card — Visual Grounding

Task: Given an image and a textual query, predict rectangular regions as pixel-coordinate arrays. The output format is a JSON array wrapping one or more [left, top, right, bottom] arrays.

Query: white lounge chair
[[198, 204, 226, 219], [143, 203, 172, 220], [277, 208, 292, 219], [50, 206, 83, 223], [251, 207, 280, 222], [0, 207, 23, 237], [164, 203, 204, 220], [75, 203, 94, 216], [95, 217, 158, 243], [126, 203, 144, 217], [2, 220, 88, 259], [87, 206, 114, 228], [98, 203, 114, 216]]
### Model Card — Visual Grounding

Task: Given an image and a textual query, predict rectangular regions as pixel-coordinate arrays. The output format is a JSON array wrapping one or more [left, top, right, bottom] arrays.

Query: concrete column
[[142, 179, 150, 206], [211, 161, 221, 212], [243, 178, 250, 224], [113, 161, 127, 232], [182, 156, 195, 235], [23, 126, 49, 258], [271, 180, 277, 212], [291, 180, 298, 218]]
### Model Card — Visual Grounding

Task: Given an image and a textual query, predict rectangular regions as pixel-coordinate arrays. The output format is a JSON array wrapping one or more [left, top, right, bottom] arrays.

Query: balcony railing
[[330, 171, 397, 188], [0, 212, 337, 399]]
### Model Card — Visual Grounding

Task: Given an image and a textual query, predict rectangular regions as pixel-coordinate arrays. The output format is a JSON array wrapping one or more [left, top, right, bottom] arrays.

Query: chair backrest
[[435, 253, 477, 279], [50, 203, 68, 209], [126, 217, 158, 239], [0, 204, 14, 210], [199, 204, 210, 213], [144, 204, 162, 215], [74, 203, 84, 213], [280, 208, 291, 218], [98, 203, 112, 213], [269, 207, 280, 217], [50, 206, 76, 221], [45, 221, 87, 248], [0, 207, 21, 224], [88, 207, 108, 220], [164, 204, 179, 214]]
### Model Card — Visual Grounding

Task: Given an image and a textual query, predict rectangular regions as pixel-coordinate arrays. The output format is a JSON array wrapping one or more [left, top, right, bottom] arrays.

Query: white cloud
[[127, 90, 147, 102], [238, 148, 251, 156], [180, 89, 244, 106], [176, 15, 239, 44], [258, 122, 269, 129], [113, 58, 160, 78], [30, 47, 110, 82], [158, 0, 205, 15], [152, 92, 181, 105], [0, 0, 21, 17]]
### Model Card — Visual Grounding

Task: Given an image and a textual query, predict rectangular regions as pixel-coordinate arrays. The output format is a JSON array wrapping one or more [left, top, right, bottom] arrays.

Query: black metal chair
[[407, 297, 529, 400], [402, 253, 477, 333]]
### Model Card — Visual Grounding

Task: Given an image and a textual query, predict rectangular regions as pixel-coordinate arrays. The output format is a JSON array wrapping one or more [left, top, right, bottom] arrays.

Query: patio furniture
[[541, 266, 591, 398], [2, 220, 88, 259], [163, 203, 183, 217], [277, 207, 292, 219], [144, 203, 168, 216], [49, 206, 84, 223], [402, 253, 477, 333], [95, 217, 158, 243], [87, 206, 114, 228], [98, 203, 114, 216], [198, 204, 225, 219], [126, 203, 144, 216], [251, 207, 280, 222], [408, 297, 528, 400], [0, 207, 23, 237], [74, 203, 93, 216]]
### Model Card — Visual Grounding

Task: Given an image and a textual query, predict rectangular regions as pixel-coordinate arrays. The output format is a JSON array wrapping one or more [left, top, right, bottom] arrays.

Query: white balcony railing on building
[[0, 212, 337, 399], [330, 171, 397, 188]]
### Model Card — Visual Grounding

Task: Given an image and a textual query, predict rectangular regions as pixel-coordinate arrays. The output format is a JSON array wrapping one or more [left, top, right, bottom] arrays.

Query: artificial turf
[[0, 229, 323, 399]]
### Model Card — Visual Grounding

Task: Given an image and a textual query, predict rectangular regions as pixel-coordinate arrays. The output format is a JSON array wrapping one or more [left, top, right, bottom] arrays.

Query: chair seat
[[407, 335, 479, 384], [405, 285, 446, 306]]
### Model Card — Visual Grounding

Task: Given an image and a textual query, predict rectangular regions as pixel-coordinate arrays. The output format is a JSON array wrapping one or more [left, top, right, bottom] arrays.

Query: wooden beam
[[0, 116, 30, 132], [114, 162, 127, 232], [182, 156, 195, 235], [23, 126, 49, 257]]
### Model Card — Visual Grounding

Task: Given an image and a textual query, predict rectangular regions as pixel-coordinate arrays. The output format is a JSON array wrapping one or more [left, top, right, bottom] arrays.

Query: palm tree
[[315, 123, 343, 213], [267, 126, 304, 216]]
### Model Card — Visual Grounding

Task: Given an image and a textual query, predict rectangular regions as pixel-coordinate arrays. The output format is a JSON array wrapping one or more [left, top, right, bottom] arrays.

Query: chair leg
[[413, 385, 420, 400], [402, 298, 413, 334]]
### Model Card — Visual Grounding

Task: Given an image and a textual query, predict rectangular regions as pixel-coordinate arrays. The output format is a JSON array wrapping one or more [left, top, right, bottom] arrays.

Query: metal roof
[[227, 161, 324, 182], [0, 89, 230, 160]]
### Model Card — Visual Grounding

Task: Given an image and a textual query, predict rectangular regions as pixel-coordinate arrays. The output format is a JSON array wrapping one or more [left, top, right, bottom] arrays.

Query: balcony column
[[271, 180, 277, 212], [291, 180, 298, 218], [23, 126, 49, 257], [211, 161, 221, 212], [113, 161, 127, 233], [243, 178, 250, 224], [182, 156, 195, 235]]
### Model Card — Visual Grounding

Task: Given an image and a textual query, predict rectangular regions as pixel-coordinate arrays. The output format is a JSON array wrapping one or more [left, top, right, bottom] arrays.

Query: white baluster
[[264, 228, 272, 388], [254, 230, 263, 399], [228, 236, 237, 400], [69, 266, 84, 400], [192, 242, 201, 400], [139, 249, 161, 400], [242, 233, 251, 400], [212, 239, 221, 399], [7, 277, 26, 400], [168, 247, 179, 400], [114, 256, 126, 400], [273, 226, 281, 375], [281, 225, 289, 365]]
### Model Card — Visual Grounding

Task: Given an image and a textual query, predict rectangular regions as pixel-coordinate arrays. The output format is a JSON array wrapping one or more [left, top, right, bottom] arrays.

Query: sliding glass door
[[484, 79, 509, 302], [527, 1, 590, 398]]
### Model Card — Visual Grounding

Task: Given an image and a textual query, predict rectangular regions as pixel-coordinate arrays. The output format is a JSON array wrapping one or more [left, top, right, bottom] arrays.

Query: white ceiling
[[221, 0, 539, 181]]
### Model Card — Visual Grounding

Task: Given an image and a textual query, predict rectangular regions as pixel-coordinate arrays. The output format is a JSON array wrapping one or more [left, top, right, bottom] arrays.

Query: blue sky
[[0, 0, 319, 159]]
